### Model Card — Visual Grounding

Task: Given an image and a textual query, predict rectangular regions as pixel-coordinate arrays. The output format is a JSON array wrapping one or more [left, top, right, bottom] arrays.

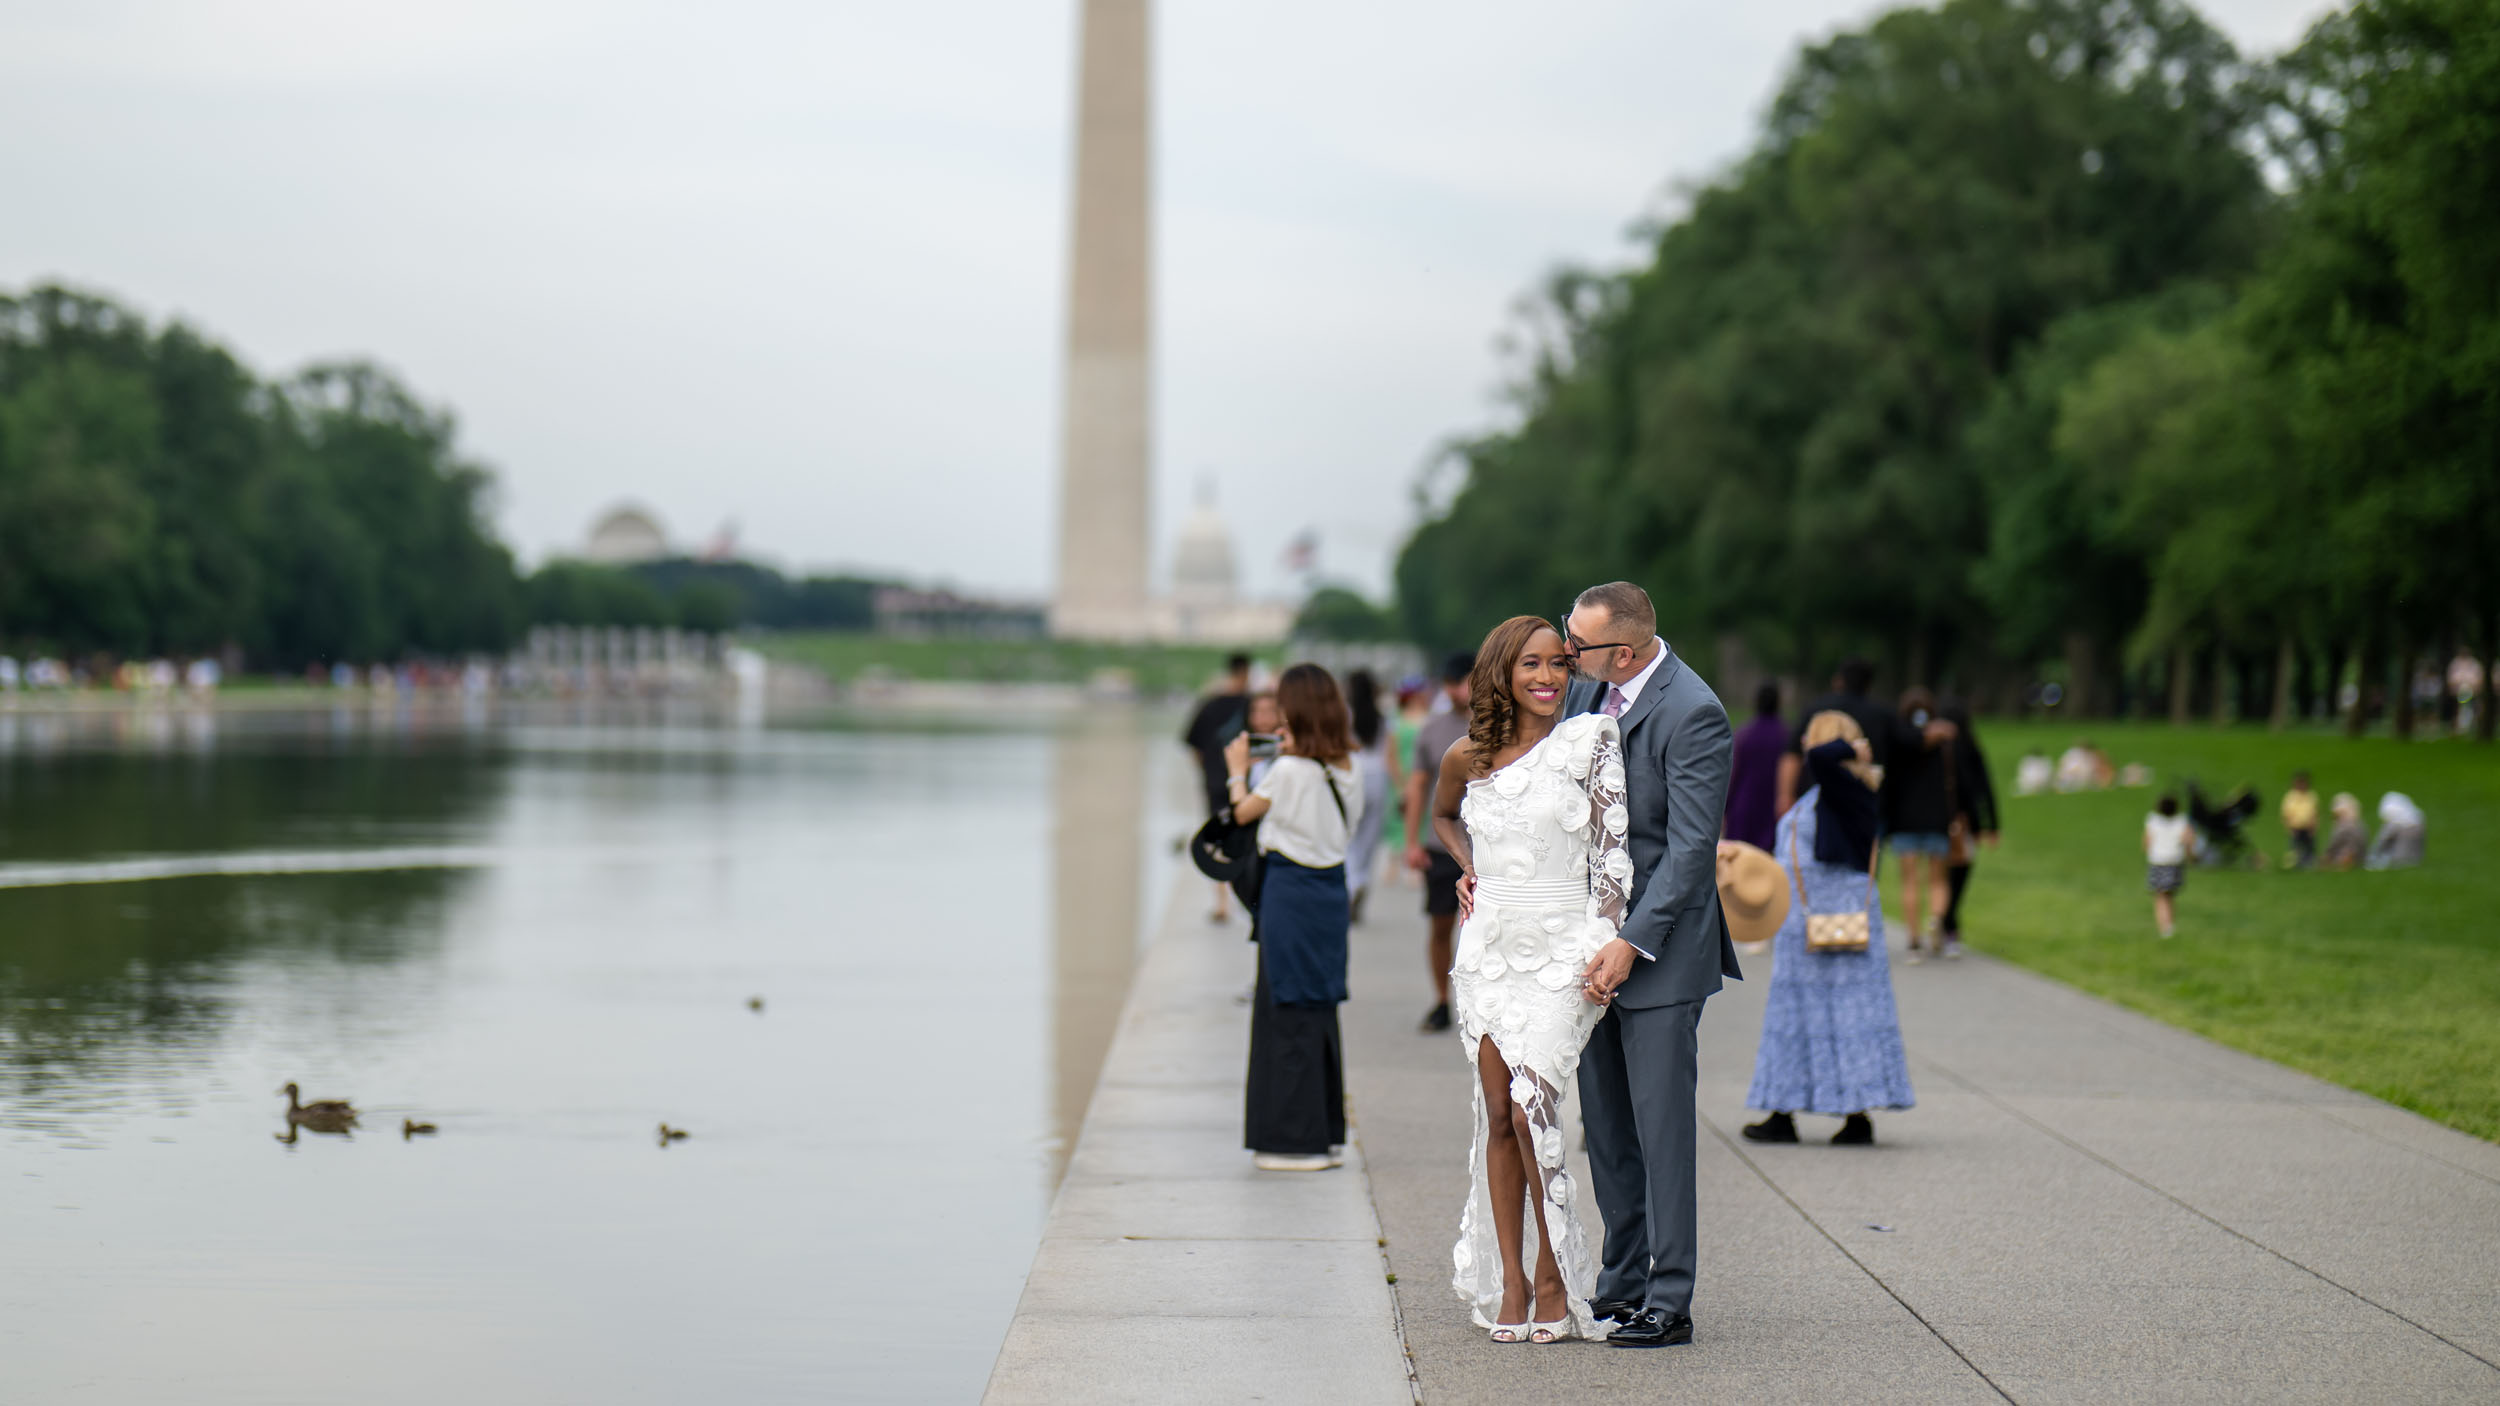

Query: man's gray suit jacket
[[1569, 649, 1743, 1004]]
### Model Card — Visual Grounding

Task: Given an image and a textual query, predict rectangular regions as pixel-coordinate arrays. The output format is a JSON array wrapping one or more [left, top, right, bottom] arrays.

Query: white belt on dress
[[1472, 875, 1587, 909]]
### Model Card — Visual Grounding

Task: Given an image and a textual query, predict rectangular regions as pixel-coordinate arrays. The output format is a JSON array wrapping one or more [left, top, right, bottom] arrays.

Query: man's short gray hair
[[1574, 582, 1656, 641]]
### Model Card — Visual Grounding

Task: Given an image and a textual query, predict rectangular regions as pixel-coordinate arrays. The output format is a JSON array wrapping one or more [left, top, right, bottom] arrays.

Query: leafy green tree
[[1966, 284, 2229, 710], [277, 362, 521, 661], [0, 286, 524, 667], [786, 575, 880, 631], [0, 356, 160, 653], [1293, 585, 1401, 642], [2237, 0, 2500, 734], [669, 579, 742, 633], [1399, 0, 2277, 694], [2054, 322, 2310, 692], [523, 561, 671, 628]]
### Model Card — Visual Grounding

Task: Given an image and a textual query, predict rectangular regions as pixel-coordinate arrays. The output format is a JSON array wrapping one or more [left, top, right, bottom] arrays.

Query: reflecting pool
[[0, 703, 1183, 1404]]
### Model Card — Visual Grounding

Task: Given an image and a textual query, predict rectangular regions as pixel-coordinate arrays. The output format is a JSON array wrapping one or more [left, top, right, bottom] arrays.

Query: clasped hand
[[1579, 938, 1636, 1007]]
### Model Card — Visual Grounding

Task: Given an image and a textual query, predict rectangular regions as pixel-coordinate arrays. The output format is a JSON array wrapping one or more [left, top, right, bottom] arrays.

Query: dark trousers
[[1245, 955, 1344, 1155], [1942, 860, 1974, 935], [1578, 999, 1704, 1317], [2290, 827, 2316, 869]]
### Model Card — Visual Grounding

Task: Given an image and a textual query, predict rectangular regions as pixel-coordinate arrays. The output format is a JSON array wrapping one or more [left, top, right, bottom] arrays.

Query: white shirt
[[1606, 637, 1670, 712], [2145, 813, 2192, 866], [1254, 755, 1365, 869], [2378, 792, 2423, 828]]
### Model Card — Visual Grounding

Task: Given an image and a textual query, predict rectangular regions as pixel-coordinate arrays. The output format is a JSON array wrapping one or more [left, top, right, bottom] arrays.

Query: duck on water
[[279, 1083, 359, 1134]]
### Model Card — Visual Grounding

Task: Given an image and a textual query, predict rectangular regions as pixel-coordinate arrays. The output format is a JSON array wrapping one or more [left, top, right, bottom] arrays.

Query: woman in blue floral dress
[[1742, 710, 1915, 1145]]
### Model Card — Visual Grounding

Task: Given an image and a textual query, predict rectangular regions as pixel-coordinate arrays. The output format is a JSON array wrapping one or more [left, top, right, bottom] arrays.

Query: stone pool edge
[[982, 877, 1415, 1404]]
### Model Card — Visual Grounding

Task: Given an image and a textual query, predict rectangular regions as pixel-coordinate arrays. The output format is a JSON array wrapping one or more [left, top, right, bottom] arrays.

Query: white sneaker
[[1941, 939, 1964, 960], [1254, 1153, 1335, 1172]]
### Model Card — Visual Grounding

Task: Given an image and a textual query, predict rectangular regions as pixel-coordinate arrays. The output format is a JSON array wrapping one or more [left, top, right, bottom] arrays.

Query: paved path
[[985, 886, 1413, 1404], [1348, 894, 2500, 1403], [989, 870, 2500, 1403]]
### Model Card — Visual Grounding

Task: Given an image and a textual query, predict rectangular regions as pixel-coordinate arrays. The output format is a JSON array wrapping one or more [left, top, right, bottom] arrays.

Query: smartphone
[[1247, 733, 1283, 760]]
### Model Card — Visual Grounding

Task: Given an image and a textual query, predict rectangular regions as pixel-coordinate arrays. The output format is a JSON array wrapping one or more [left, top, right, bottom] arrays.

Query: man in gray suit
[[1564, 581, 1742, 1348]]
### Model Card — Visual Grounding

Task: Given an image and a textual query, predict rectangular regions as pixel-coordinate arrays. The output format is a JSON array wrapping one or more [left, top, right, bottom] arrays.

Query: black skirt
[[1245, 951, 1345, 1156]]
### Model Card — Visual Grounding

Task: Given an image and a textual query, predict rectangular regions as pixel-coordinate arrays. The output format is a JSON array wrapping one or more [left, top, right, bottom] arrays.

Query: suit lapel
[[1615, 645, 1681, 739]]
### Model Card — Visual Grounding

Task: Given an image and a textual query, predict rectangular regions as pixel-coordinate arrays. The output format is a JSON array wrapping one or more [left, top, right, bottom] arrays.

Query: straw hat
[[1717, 841, 1790, 951]]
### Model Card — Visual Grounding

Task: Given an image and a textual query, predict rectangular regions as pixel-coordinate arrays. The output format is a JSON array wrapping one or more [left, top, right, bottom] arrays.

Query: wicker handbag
[[1787, 824, 1878, 953]]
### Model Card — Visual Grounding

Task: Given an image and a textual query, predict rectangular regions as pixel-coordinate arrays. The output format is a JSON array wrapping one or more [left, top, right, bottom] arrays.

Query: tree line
[[0, 286, 883, 669], [1393, 0, 2495, 736]]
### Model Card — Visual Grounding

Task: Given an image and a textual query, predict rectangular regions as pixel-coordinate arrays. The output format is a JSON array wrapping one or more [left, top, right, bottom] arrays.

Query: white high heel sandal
[[1488, 1321, 1531, 1344], [1528, 1317, 1573, 1345]]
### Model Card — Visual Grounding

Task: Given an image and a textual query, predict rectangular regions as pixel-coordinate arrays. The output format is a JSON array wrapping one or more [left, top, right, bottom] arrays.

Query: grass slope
[[754, 633, 1263, 696], [1953, 721, 2498, 1140]]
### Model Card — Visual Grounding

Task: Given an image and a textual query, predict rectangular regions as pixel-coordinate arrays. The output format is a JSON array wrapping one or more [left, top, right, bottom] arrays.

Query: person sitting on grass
[[2323, 793, 2367, 870], [2015, 749, 2053, 797], [2365, 792, 2426, 870], [2144, 794, 2194, 939], [2281, 770, 2320, 870]]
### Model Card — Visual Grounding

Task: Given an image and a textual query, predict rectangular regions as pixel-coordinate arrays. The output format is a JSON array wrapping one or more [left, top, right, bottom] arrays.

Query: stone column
[[1048, 0, 1153, 641]]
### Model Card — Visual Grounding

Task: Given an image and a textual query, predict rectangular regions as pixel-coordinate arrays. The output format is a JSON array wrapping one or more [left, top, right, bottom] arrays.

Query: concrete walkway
[[990, 871, 2500, 1403], [1348, 894, 2500, 1403], [984, 886, 1413, 1404]]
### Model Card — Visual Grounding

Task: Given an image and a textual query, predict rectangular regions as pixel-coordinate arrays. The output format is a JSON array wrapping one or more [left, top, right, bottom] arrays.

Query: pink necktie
[[1602, 686, 1627, 718]]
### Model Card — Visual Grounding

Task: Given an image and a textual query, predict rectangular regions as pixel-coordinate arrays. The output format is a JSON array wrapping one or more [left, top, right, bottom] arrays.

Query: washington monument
[[1049, 0, 1152, 641]]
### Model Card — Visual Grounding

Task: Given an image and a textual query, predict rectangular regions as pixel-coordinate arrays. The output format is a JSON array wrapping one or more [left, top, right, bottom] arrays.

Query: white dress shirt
[[1604, 637, 1669, 713]]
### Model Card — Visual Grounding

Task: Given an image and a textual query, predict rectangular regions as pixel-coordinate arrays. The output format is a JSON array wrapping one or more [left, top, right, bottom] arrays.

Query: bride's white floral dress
[[1449, 712, 1630, 1339]]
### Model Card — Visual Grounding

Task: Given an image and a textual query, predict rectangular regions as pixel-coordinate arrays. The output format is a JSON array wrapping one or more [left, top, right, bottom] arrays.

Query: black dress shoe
[[1589, 1297, 1641, 1325], [1607, 1307, 1694, 1348], [1832, 1112, 1875, 1145], [1741, 1111, 1798, 1143], [1419, 1002, 1451, 1033]]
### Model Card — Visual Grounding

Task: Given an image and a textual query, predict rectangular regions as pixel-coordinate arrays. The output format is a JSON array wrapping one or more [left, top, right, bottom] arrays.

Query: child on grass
[[2281, 770, 2319, 869], [2144, 794, 2192, 938], [2323, 793, 2367, 870]]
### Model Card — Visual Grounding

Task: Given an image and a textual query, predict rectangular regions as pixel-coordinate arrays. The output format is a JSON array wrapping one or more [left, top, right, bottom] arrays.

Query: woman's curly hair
[[1465, 615, 1564, 764]]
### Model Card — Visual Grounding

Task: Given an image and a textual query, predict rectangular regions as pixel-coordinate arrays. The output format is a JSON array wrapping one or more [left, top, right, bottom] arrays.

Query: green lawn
[[752, 632, 1267, 696], [1953, 720, 2499, 1140]]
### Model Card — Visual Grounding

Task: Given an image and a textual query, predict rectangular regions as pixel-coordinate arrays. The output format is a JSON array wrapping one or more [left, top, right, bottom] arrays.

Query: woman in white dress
[[1428, 616, 1630, 1344]]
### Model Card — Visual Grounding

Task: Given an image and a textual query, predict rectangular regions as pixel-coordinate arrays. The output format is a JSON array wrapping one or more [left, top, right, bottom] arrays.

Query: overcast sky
[[0, 0, 2332, 602]]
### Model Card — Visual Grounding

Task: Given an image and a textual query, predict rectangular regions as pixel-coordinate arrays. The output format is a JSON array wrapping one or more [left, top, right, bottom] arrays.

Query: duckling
[[747, 996, 765, 1013], [657, 1123, 690, 1145], [403, 1119, 438, 1138]]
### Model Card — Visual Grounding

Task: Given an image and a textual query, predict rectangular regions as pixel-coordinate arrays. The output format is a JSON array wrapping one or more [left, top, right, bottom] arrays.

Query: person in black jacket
[[1883, 688, 1956, 960], [1183, 653, 1255, 922], [1935, 698, 1999, 958]]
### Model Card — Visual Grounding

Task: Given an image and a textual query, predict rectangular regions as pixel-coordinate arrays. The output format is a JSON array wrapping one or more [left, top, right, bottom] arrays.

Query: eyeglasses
[[1559, 609, 1639, 662]]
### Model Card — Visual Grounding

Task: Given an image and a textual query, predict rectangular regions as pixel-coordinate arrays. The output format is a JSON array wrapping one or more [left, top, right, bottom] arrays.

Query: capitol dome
[[1171, 502, 1237, 608], [584, 503, 668, 564]]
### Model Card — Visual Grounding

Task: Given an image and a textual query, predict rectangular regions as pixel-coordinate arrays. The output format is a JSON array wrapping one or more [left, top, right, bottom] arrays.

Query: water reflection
[[0, 871, 469, 1135], [0, 708, 507, 862], [0, 703, 1176, 1403], [1046, 718, 1146, 1187]]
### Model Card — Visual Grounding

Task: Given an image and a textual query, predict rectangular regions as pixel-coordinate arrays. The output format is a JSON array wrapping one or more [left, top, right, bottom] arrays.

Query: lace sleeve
[[1586, 719, 1632, 934]]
